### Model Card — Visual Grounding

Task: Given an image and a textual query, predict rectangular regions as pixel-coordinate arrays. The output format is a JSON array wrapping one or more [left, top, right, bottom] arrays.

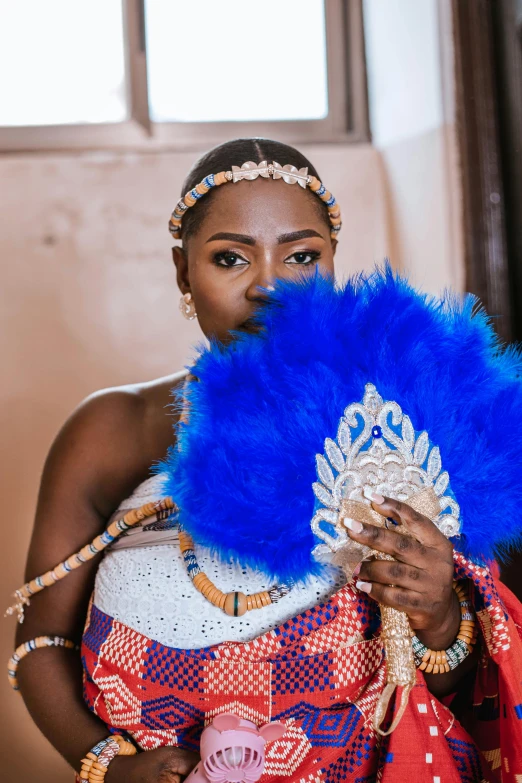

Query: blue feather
[[158, 265, 522, 583]]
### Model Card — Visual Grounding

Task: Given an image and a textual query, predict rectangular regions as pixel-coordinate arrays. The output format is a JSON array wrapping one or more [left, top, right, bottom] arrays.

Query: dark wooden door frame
[[452, 0, 522, 596], [451, 0, 513, 342], [491, 0, 522, 342]]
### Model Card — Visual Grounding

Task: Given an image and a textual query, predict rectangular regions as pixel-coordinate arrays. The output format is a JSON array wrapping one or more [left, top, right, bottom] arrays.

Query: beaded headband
[[168, 160, 342, 240]]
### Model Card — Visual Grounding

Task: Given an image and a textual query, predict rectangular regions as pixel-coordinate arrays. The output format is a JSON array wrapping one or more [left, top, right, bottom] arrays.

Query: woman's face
[[172, 177, 336, 342]]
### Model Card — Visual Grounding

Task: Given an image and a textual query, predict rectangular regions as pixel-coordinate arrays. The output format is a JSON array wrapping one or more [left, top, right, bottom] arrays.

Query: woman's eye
[[286, 251, 320, 265], [213, 252, 249, 268]]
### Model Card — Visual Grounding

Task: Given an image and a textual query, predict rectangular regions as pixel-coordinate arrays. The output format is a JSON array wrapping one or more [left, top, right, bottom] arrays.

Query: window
[[0, 0, 368, 151], [145, 0, 328, 123], [0, 1, 127, 127]]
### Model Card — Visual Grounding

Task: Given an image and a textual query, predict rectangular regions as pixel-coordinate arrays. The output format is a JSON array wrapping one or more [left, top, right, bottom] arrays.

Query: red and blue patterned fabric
[[81, 552, 522, 782]]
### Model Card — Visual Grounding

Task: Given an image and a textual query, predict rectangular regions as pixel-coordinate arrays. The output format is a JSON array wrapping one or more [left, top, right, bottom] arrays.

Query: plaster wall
[[364, 0, 464, 291]]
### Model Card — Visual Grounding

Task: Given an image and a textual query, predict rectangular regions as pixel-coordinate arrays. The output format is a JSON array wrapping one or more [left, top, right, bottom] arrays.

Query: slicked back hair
[[179, 137, 330, 241]]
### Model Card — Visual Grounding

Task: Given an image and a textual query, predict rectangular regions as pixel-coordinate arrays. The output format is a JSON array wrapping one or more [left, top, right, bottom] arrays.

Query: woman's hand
[[106, 746, 200, 783], [344, 493, 461, 652]]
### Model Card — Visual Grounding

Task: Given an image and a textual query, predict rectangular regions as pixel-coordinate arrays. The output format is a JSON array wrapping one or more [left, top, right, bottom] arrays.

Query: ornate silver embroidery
[[311, 383, 461, 559]]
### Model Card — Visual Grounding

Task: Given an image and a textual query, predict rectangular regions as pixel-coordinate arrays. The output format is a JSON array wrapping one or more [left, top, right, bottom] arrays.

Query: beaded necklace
[[6, 496, 292, 623], [179, 528, 291, 617], [6, 371, 292, 622], [172, 374, 292, 614]]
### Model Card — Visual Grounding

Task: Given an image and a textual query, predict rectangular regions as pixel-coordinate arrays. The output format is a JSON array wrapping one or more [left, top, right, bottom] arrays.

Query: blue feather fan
[[160, 267, 522, 583]]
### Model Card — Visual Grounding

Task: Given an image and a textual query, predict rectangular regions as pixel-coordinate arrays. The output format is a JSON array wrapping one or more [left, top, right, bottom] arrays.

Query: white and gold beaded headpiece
[[169, 161, 342, 240]]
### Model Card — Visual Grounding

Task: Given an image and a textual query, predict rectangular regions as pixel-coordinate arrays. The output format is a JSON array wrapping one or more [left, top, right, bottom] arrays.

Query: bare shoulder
[[17, 371, 187, 641], [42, 370, 187, 519], [74, 369, 187, 445]]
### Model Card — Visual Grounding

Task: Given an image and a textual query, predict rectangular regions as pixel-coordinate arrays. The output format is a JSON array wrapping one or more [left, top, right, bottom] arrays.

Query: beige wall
[[363, 0, 464, 292], [379, 123, 464, 292]]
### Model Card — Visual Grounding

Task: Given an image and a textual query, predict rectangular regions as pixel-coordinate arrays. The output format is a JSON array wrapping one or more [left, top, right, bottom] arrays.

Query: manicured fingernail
[[356, 580, 372, 594], [363, 487, 385, 504], [353, 562, 362, 577], [344, 518, 363, 533]]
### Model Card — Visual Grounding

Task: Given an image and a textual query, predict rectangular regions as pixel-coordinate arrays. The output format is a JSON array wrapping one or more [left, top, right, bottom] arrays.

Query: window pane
[[145, 0, 328, 122], [0, 0, 127, 126]]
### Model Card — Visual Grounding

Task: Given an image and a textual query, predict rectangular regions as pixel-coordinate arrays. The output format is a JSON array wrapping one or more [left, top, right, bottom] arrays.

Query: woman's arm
[[14, 388, 163, 772]]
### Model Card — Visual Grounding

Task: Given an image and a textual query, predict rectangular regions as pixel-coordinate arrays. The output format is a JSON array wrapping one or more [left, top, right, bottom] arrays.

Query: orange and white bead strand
[[6, 498, 176, 623], [179, 529, 290, 617], [8, 635, 78, 691], [308, 174, 342, 236], [169, 171, 229, 238], [169, 161, 342, 241], [79, 735, 136, 782]]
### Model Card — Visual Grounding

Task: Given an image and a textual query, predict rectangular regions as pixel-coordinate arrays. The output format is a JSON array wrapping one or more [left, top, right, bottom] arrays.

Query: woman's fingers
[[344, 496, 458, 638], [356, 558, 427, 592], [343, 494, 454, 565], [369, 493, 450, 551], [344, 516, 431, 566], [354, 580, 426, 615]]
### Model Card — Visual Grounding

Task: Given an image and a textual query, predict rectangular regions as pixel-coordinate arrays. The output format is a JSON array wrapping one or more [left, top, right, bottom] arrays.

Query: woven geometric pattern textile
[[82, 555, 522, 782]]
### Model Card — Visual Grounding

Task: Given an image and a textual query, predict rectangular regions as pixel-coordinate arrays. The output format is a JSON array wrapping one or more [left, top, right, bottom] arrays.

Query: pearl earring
[[180, 292, 197, 321]]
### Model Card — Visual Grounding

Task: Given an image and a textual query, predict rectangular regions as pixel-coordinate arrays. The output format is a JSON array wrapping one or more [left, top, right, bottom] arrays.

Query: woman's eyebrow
[[205, 232, 256, 245], [277, 229, 323, 244]]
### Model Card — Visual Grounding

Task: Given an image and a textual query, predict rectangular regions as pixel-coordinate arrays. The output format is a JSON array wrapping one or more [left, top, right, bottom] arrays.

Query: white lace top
[[93, 475, 346, 649]]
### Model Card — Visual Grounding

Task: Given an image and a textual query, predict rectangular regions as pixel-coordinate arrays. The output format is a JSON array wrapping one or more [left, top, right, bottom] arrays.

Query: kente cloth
[[81, 551, 522, 783]]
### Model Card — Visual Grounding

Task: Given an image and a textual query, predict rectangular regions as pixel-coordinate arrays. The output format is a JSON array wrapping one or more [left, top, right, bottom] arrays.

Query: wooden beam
[[451, 0, 512, 341]]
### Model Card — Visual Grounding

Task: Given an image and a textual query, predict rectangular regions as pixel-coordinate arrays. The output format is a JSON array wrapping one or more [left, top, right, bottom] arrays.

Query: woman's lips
[[237, 317, 262, 334]]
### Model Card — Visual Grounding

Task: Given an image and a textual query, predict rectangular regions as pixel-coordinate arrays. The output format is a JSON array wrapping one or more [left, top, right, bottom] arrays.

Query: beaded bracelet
[[79, 735, 136, 782], [412, 581, 478, 674], [8, 635, 78, 690]]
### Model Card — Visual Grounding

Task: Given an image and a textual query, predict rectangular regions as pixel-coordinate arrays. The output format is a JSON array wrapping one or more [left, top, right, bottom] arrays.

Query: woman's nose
[[245, 273, 276, 301]]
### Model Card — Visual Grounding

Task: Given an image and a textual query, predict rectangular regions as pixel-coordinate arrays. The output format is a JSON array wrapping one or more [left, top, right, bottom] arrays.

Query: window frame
[[0, 0, 369, 152]]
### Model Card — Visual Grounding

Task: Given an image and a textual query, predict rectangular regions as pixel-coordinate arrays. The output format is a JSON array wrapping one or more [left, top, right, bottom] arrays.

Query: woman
[[11, 138, 522, 783]]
